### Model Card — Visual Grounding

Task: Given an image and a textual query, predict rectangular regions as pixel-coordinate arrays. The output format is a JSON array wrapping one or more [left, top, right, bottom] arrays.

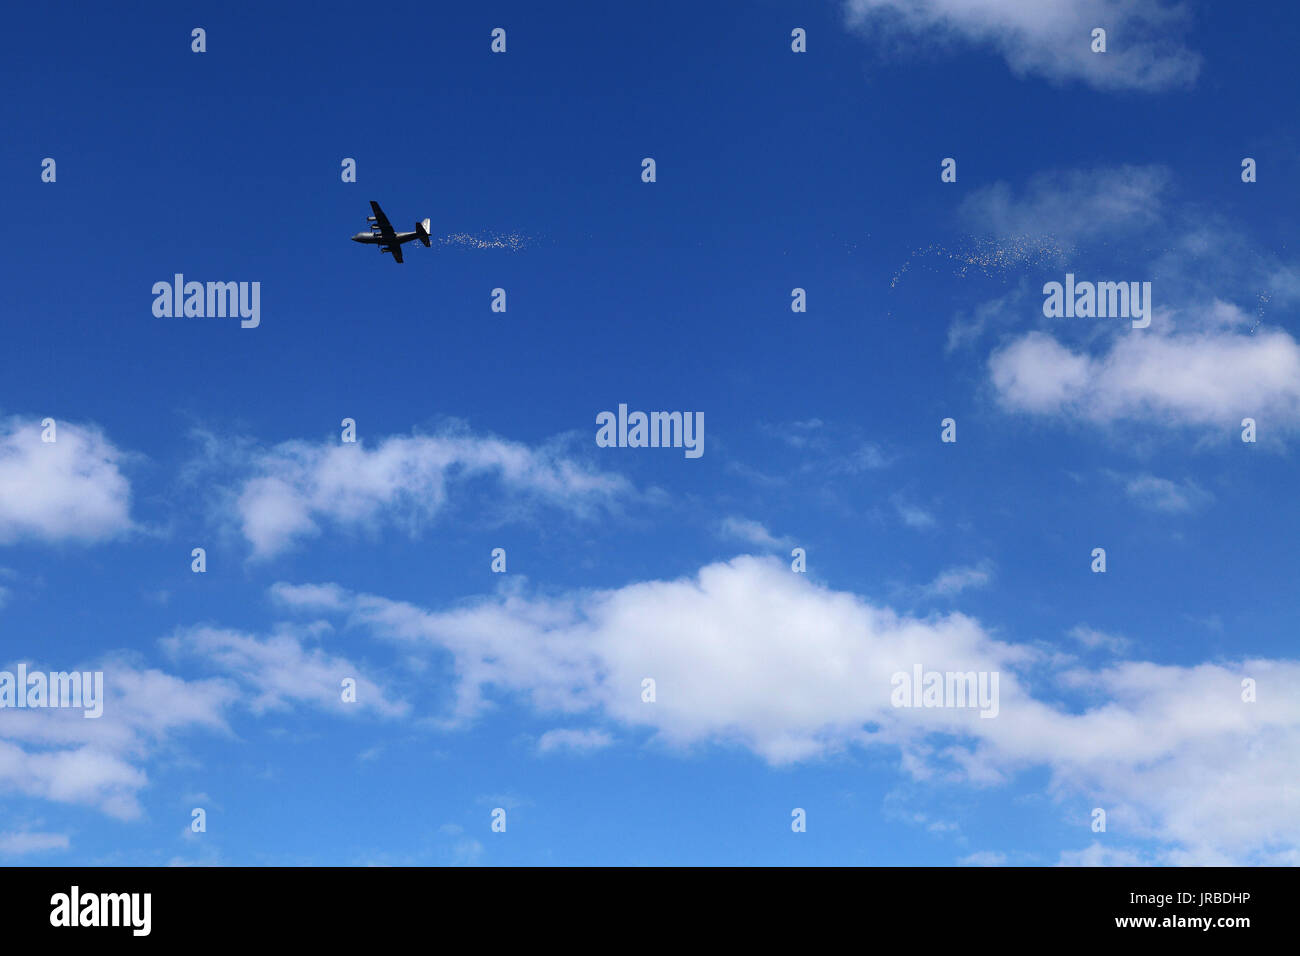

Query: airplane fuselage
[[351, 230, 420, 245]]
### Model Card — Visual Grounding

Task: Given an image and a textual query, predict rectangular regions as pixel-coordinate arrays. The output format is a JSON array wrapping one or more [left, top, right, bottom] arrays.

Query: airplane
[[350, 201, 431, 263]]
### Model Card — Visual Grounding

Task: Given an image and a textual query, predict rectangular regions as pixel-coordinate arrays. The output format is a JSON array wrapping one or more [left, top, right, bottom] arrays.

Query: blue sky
[[2, 0, 1298, 865]]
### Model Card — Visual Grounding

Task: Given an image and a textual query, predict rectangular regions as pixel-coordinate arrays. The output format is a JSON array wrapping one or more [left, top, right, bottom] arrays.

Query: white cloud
[[1118, 473, 1213, 513], [919, 561, 995, 598], [0, 417, 134, 545], [0, 744, 147, 820], [0, 624, 409, 820], [959, 166, 1171, 244], [0, 830, 70, 856], [0, 660, 237, 820], [988, 332, 1094, 412], [961, 164, 1300, 433], [1067, 625, 1131, 655], [436, 828, 486, 866], [835, 442, 892, 473], [232, 430, 632, 558], [162, 626, 409, 718], [717, 517, 793, 550], [275, 556, 1022, 762], [267, 582, 349, 612], [989, 322, 1300, 430], [843, 0, 1200, 92], [894, 498, 937, 529], [273, 556, 1300, 862], [537, 728, 613, 754]]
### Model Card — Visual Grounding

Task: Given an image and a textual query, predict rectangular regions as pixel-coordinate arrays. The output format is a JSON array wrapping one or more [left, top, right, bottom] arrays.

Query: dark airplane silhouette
[[351, 201, 430, 263]]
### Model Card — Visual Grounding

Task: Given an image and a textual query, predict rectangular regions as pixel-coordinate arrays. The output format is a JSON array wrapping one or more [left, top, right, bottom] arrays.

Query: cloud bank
[[273, 556, 1300, 863]]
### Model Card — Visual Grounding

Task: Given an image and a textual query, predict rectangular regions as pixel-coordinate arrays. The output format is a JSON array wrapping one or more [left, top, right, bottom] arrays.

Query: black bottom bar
[[0, 866, 1283, 943]]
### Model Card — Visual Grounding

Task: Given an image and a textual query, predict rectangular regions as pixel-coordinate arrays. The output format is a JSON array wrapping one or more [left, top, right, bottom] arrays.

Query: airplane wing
[[383, 243, 404, 263], [368, 201, 397, 241]]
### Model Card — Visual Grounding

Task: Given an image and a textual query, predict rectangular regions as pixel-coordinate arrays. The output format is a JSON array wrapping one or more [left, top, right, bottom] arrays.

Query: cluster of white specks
[[437, 232, 531, 251], [890, 235, 1066, 288], [1250, 291, 1271, 333]]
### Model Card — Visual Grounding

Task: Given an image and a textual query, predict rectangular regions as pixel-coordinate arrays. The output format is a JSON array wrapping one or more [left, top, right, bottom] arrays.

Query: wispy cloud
[[537, 728, 614, 755], [894, 497, 937, 530], [0, 830, 70, 856], [716, 516, 793, 550], [1067, 625, 1131, 655], [757, 419, 893, 476], [1114, 473, 1213, 514], [959, 165, 1171, 245], [918, 560, 995, 599], [162, 625, 409, 718], [218, 427, 632, 558], [843, 0, 1200, 92]]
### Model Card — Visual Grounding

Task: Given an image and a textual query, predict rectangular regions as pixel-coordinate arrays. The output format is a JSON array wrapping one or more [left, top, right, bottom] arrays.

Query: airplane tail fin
[[416, 218, 431, 247]]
